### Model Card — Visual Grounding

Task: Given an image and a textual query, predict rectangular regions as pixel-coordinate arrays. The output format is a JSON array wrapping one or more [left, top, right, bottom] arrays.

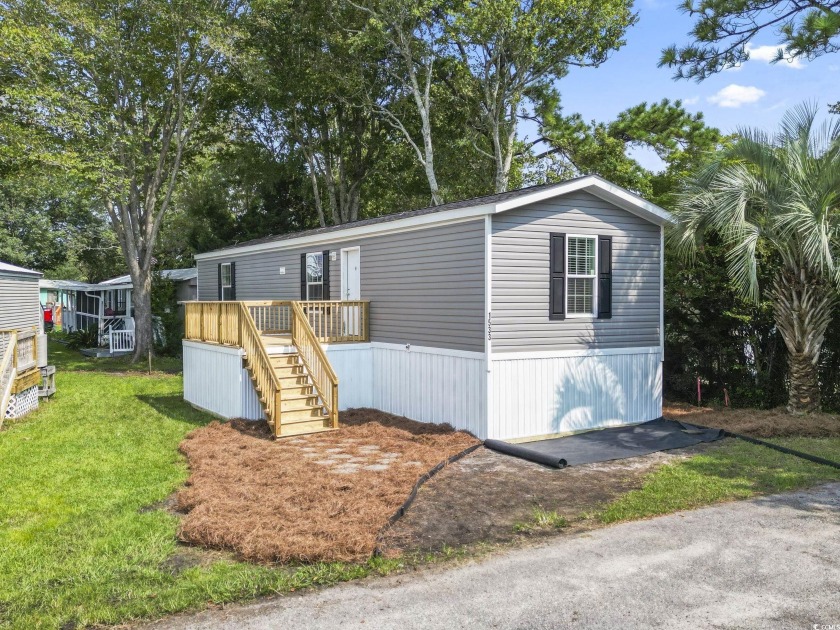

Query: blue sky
[[535, 0, 840, 170]]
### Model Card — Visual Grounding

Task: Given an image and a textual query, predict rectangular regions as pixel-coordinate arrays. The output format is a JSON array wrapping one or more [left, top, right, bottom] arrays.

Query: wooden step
[[274, 364, 305, 377], [282, 406, 328, 423], [278, 374, 310, 387], [270, 354, 300, 366], [277, 420, 336, 438], [280, 393, 320, 411], [280, 384, 315, 396]]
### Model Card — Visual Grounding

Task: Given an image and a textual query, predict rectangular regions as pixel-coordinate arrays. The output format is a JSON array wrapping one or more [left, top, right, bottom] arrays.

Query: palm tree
[[672, 104, 840, 413]]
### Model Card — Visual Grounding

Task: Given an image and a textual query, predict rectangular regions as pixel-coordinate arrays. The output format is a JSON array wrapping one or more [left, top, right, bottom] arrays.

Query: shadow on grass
[[136, 394, 214, 427], [48, 339, 182, 375]]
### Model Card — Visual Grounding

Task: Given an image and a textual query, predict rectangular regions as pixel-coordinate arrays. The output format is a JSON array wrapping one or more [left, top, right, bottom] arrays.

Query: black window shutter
[[300, 253, 307, 300], [229, 261, 236, 301], [217, 264, 222, 300], [322, 250, 330, 300], [597, 236, 612, 319], [549, 233, 566, 320]]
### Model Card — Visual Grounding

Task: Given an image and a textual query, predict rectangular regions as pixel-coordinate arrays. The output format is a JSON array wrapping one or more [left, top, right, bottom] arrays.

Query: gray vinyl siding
[[491, 191, 661, 352], [0, 273, 41, 332], [197, 220, 486, 352]]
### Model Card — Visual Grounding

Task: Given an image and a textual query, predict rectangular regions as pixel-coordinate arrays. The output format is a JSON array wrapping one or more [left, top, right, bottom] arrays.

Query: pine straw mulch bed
[[663, 402, 840, 438], [175, 408, 479, 564]]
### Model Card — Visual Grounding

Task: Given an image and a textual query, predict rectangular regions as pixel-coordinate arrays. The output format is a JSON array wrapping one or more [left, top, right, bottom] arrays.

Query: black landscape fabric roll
[[484, 439, 568, 468], [485, 418, 725, 468]]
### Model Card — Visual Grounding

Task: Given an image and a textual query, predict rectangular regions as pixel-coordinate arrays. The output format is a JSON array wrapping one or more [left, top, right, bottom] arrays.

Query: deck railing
[[0, 327, 37, 373], [291, 301, 339, 428], [299, 300, 369, 343], [0, 331, 17, 425]]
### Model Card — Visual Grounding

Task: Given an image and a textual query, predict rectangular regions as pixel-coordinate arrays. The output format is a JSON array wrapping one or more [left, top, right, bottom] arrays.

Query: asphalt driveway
[[145, 483, 840, 630]]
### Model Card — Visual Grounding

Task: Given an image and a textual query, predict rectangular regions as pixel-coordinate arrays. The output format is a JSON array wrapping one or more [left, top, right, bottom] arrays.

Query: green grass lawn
[[0, 343, 401, 630], [2, 342, 839, 629], [598, 438, 840, 523]]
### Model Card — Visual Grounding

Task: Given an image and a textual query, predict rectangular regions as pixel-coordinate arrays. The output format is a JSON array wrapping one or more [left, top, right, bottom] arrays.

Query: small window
[[305, 252, 324, 300], [220, 263, 234, 300], [566, 236, 596, 316]]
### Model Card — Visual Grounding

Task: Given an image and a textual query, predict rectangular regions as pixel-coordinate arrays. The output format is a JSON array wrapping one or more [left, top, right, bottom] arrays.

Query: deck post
[[331, 382, 339, 428], [274, 390, 282, 437]]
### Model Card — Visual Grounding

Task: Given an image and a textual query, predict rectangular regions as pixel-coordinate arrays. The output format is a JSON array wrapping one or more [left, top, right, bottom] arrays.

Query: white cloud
[[682, 96, 700, 105], [708, 84, 767, 108], [746, 44, 804, 69]]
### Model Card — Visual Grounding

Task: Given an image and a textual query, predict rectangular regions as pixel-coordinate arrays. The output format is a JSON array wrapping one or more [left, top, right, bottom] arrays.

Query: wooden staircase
[[263, 338, 334, 437], [184, 301, 346, 438]]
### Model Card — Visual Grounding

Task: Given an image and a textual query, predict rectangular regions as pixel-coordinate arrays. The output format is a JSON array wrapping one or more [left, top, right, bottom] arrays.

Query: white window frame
[[220, 262, 234, 301], [565, 234, 598, 318], [305, 252, 324, 300]]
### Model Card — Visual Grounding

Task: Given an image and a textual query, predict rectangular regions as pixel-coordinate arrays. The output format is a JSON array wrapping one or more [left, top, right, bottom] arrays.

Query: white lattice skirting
[[5, 385, 39, 419]]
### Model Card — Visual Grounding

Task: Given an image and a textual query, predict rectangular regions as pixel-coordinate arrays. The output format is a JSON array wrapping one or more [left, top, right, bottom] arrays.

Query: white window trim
[[305, 252, 324, 300], [220, 262, 233, 301], [565, 234, 598, 319]]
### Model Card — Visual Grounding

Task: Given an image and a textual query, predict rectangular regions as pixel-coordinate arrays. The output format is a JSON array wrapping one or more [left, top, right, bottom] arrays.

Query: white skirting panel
[[182, 341, 264, 420], [489, 348, 663, 440], [370, 344, 486, 438], [323, 344, 373, 410]]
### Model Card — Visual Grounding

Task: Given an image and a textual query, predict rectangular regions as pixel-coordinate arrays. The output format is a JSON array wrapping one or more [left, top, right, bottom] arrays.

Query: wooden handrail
[[238, 303, 283, 435], [291, 301, 339, 428]]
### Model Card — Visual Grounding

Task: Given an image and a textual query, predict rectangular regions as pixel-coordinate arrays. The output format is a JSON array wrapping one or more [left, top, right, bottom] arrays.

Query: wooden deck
[[184, 301, 366, 438]]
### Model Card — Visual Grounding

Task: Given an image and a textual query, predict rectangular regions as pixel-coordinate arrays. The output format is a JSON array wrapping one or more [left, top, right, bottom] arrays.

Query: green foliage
[[150, 272, 183, 357], [64, 326, 100, 351], [534, 97, 725, 204], [660, 1, 840, 80], [664, 238, 788, 408]]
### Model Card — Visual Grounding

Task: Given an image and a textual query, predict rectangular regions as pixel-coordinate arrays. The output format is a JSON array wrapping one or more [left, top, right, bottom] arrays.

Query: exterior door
[[341, 247, 361, 300], [341, 248, 361, 337]]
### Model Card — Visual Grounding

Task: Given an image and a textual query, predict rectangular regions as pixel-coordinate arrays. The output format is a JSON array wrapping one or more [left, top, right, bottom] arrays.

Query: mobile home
[[183, 175, 673, 440]]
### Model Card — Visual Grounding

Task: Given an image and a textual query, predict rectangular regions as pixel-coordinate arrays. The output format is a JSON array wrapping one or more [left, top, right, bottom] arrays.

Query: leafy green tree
[[0, 0, 240, 359], [661, 1, 840, 80], [534, 98, 724, 205], [449, 0, 637, 192], [671, 104, 840, 413]]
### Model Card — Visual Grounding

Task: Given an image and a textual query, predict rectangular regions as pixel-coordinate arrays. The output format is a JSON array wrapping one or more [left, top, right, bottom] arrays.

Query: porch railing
[[299, 300, 369, 343], [0, 331, 18, 424], [1, 327, 37, 373]]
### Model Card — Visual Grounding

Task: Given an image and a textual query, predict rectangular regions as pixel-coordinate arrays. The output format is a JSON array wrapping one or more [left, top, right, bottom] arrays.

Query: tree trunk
[[772, 268, 836, 413], [131, 270, 153, 362]]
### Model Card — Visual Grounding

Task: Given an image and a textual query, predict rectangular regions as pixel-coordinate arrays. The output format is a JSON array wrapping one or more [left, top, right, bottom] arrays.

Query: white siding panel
[[489, 349, 662, 440], [183, 341, 264, 420]]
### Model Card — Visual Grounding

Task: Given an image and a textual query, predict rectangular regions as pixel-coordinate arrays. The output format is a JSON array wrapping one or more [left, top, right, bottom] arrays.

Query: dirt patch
[[664, 402, 840, 438], [379, 442, 720, 554], [176, 410, 478, 563]]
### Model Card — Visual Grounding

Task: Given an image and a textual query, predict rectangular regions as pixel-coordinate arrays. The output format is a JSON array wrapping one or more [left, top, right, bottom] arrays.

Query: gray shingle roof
[[206, 179, 582, 254]]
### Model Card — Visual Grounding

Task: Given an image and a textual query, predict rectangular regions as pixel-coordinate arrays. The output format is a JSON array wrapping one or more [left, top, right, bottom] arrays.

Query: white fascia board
[[493, 176, 676, 226], [195, 204, 494, 261]]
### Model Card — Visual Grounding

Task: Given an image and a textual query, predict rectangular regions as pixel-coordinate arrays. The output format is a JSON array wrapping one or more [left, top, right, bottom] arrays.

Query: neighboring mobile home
[[40, 268, 198, 354], [183, 175, 673, 441], [0, 261, 50, 420]]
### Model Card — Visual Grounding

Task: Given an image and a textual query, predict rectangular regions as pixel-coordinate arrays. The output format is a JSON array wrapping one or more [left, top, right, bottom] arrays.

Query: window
[[305, 252, 324, 300], [220, 263, 234, 300], [566, 236, 596, 316]]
